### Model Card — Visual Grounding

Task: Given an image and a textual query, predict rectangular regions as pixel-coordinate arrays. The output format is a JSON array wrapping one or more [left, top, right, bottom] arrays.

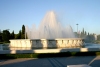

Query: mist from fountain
[[25, 11, 75, 39]]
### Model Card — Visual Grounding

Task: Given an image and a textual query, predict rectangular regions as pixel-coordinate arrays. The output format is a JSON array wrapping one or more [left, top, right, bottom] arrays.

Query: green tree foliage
[[0, 35, 2, 42], [97, 35, 100, 41], [80, 28, 86, 38], [79, 28, 96, 43], [85, 34, 95, 43], [15, 34, 17, 39], [88, 32, 89, 35], [10, 30, 15, 39], [85, 31, 87, 35], [15, 30, 22, 39], [89, 35, 95, 42], [0, 30, 1, 33], [0, 30, 2, 42], [82, 28, 84, 34], [21, 34, 25, 39], [22, 25, 25, 34], [2, 30, 10, 42], [0, 24, 28, 42], [21, 25, 25, 39]]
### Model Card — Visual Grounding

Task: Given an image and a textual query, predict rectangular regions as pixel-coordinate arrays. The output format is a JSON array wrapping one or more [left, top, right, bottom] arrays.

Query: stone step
[[67, 64, 91, 67]]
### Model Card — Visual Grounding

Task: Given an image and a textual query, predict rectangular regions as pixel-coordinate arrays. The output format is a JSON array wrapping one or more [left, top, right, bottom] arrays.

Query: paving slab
[[67, 64, 91, 67], [0, 56, 100, 67]]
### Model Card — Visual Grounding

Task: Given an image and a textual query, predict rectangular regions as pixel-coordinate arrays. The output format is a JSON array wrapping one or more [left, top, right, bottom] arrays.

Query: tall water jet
[[25, 11, 75, 39]]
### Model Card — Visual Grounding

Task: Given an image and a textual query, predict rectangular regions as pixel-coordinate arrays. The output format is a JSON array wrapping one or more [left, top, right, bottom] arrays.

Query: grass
[[0, 42, 10, 45], [0, 42, 4, 44], [0, 51, 100, 59]]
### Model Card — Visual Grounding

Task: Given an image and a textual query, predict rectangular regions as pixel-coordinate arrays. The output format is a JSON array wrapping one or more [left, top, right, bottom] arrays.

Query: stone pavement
[[0, 56, 100, 67]]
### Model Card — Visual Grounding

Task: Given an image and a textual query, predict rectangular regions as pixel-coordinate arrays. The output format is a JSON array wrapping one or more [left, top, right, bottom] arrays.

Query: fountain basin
[[9, 38, 85, 49]]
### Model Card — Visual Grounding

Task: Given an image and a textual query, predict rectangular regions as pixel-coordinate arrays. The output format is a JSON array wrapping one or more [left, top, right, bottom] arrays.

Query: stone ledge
[[0, 48, 100, 54], [67, 64, 91, 67], [9, 38, 84, 48]]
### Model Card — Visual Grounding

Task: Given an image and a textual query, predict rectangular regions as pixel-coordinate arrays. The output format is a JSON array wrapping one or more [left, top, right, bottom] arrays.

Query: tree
[[10, 30, 15, 39], [0, 35, 2, 42], [88, 32, 89, 35], [21, 25, 25, 39], [0, 30, 2, 42], [16, 30, 21, 39], [0, 29, 1, 34], [85, 34, 95, 43], [22, 25, 25, 34], [2, 30, 10, 42], [82, 28, 84, 34], [12, 31, 15, 39], [85, 31, 87, 35], [97, 35, 100, 41]]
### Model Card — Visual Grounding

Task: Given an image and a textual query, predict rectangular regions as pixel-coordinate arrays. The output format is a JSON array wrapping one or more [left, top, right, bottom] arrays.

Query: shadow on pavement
[[0, 56, 100, 67]]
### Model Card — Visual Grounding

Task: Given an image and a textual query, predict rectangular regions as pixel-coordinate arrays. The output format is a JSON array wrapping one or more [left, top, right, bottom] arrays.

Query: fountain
[[9, 11, 85, 49], [26, 11, 75, 39]]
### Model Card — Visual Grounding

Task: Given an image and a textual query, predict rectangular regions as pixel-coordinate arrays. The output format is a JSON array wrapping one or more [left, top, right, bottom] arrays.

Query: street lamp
[[76, 24, 78, 33]]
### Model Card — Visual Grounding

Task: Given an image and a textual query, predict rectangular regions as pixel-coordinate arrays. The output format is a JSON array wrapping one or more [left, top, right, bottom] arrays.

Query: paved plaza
[[0, 56, 100, 67]]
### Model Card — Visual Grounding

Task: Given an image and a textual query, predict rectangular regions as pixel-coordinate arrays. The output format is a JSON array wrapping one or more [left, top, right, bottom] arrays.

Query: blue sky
[[0, 0, 100, 34]]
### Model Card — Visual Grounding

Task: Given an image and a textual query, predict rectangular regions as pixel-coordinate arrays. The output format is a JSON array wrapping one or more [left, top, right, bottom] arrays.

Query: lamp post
[[76, 24, 79, 37], [76, 24, 78, 34]]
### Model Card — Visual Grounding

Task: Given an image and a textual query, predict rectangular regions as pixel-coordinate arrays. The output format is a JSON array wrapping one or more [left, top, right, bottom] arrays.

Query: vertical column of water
[[25, 11, 75, 39], [25, 26, 30, 39]]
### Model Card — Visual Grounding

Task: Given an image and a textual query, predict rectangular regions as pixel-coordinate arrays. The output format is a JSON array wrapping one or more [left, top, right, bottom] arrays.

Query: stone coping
[[67, 64, 91, 67], [0, 48, 100, 54], [10, 38, 84, 41]]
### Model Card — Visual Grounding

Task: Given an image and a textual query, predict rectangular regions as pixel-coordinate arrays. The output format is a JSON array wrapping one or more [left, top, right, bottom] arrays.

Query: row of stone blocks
[[9, 38, 85, 48], [0, 48, 100, 54]]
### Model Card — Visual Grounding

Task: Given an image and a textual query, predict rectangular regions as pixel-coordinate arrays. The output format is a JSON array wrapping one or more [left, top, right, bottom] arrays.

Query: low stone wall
[[9, 38, 84, 49], [0, 48, 100, 54]]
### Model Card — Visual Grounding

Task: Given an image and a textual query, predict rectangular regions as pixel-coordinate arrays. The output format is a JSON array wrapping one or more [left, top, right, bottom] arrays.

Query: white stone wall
[[9, 38, 84, 49]]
